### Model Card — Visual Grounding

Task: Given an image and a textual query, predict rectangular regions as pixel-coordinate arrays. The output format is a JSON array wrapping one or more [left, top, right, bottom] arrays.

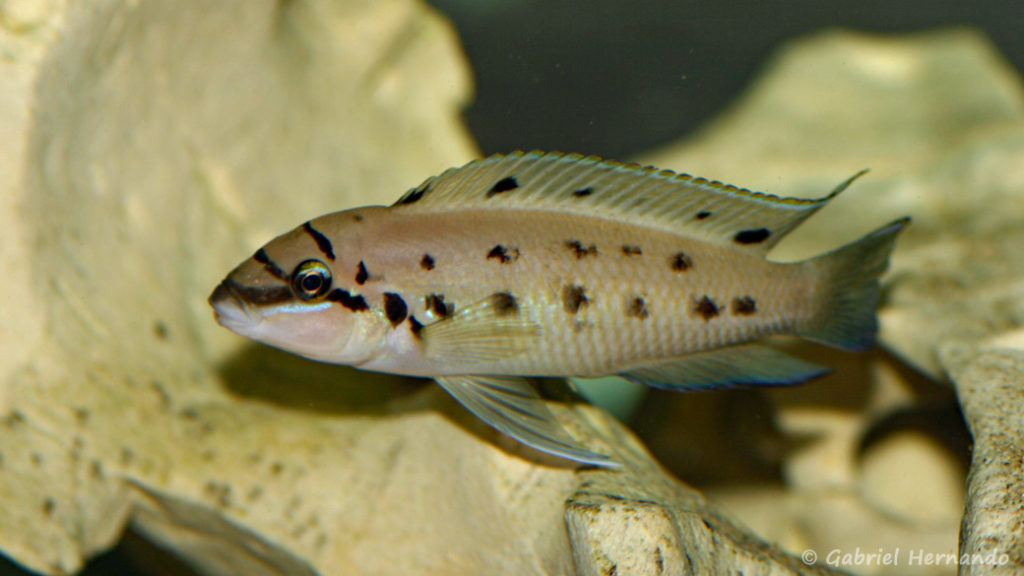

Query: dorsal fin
[[393, 150, 865, 255]]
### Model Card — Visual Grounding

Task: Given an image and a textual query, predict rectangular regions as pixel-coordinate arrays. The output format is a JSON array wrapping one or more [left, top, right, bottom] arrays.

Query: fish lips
[[209, 279, 259, 332]]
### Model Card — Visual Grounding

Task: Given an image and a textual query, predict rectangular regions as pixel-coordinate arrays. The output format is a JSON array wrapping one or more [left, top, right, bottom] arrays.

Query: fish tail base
[[798, 217, 910, 351]]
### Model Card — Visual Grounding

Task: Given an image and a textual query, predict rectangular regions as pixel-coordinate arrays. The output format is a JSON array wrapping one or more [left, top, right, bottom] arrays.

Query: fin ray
[[394, 151, 865, 254], [435, 375, 616, 466], [421, 292, 541, 365], [620, 344, 830, 390], [798, 217, 910, 350]]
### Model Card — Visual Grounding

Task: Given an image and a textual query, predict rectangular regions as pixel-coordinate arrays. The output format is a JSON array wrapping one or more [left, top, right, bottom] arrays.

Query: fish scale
[[210, 150, 909, 465], [353, 208, 791, 376]]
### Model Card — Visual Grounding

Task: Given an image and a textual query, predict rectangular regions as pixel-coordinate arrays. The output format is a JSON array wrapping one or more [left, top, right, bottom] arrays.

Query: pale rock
[[646, 27, 1024, 576], [941, 345, 1024, 575], [0, 1, 850, 575], [859, 430, 965, 527], [5, 4, 1024, 575]]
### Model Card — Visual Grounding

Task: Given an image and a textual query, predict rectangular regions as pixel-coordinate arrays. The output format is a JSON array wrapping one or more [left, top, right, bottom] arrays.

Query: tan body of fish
[[211, 151, 909, 465]]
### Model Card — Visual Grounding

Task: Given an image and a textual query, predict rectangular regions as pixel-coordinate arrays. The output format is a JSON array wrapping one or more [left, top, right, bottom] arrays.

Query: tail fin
[[798, 217, 910, 351]]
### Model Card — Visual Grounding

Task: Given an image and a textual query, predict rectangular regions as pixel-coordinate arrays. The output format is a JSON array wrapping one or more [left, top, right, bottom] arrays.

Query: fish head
[[209, 217, 387, 365]]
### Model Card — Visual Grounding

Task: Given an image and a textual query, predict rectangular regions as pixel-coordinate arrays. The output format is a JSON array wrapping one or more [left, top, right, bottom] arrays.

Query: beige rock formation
[[646, 28, 1024, 576], [2, 1, 1023, 574]]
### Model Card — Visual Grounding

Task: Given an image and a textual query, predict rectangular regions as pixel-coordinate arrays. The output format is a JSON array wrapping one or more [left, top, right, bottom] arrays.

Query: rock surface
[[645, 28, 1024, 576], [3, 4, 1024, 576], [942, 345, 1024, 575]]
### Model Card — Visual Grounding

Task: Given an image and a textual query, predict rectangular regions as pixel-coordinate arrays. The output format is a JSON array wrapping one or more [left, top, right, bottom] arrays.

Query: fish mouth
[[209, 279, 257, 331]]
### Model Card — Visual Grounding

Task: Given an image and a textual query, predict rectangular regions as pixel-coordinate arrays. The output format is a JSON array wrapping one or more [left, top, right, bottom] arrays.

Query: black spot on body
[[327, 288, 369, 312], [425, 293, 453, 318], [733, 296, 757, 315], [487, 244, 520, 264], [487, 176, 519, 197], [695, 211, 712, 220], [562, 284, 590, 314], [492, 292, 519, 315], [409, 316, 424, 338], [253, 249, 287, 280], [397, 182, 430, 205], [355, 261, 369, 285], [352, 213, 364, 222], [383, 293, 408, 326], [565, 240, 598, 258], [694, 296, 720, 321], [420, 254, 435, 270], [302, 221, 336, 260], [671, 252, 692, 272], [572, 187, 594, 198], [628, 296, 649, 319], [621, 245, 643, 256], [734, 228, 772, 245], [153, 321, 169, 340]]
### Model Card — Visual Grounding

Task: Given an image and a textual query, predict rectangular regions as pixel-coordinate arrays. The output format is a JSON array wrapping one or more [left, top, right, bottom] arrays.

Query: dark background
[[431, 0, 1024, 159], [3, 1, 1018, 574]]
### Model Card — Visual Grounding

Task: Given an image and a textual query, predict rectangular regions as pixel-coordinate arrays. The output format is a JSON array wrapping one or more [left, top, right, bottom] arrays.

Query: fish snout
[[209, 279, 255, 331]]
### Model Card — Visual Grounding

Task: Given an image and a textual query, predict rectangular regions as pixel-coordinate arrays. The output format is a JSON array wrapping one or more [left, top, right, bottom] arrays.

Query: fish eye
[[291, 259, 332, 301]]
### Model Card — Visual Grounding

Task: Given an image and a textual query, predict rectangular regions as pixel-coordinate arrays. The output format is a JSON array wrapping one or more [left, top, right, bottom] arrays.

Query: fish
[[209, 150, 909, 466]]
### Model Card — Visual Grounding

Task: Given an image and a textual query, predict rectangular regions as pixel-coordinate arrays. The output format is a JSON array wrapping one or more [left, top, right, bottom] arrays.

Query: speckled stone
[[941, 345, 1024, 574]]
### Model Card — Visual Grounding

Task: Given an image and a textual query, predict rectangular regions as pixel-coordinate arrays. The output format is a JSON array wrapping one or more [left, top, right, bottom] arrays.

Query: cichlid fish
[[210, 151, 909, 466]]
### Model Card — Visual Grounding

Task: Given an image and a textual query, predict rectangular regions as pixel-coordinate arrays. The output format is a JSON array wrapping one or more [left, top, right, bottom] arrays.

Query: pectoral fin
[[435, 375, 616, 467], [620, 344, 829, 390], [420, 292, 541, 365]]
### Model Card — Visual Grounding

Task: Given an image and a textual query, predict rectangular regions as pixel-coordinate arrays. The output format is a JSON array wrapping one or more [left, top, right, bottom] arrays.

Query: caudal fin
[[798, 217, 910, 351]]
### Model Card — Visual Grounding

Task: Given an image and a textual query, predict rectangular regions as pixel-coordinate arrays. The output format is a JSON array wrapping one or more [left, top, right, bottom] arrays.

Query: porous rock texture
[[3, 2, 1023, 575], [647, 28, 1024, 576]]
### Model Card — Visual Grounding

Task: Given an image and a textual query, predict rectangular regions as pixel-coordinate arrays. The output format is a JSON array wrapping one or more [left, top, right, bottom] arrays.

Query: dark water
[[433, 0, 1024, 159]]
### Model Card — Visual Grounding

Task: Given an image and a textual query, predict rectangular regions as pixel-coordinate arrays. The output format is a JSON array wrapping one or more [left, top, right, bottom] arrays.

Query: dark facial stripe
[[734, 228, 771, 245], [420, 254, 435, 271], [562, 284, 590, 314], [487, 176, 519, 197], [670, 252, 692, 272], [565, 240, 598, 259], [221, 278, 293, 305], [383, 292, 408, 326], [694, 295, 720, 321], [252, 249, 288, 280], [627, 296, 649, 319], [302, 222, 336, 260], [732, 296, 757, 315], [355, 261, 369, 285], [487, 244, 519, 264], [327, 288, 369, 312], [425, 293, 453, 318]]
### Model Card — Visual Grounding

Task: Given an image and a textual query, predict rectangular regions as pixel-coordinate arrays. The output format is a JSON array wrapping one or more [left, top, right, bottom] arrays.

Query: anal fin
[[620, 344, 829, 390], [435, 375, 616, 467]]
